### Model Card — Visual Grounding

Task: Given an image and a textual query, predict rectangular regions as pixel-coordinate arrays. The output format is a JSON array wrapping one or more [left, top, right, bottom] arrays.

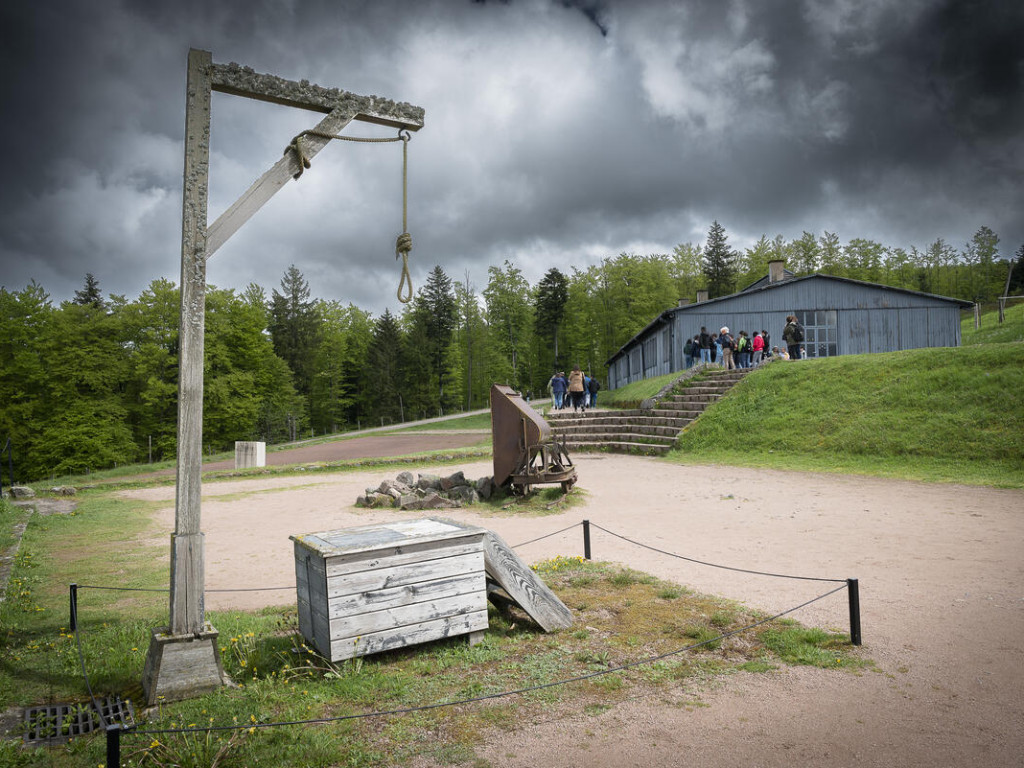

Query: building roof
[[606, 272, 974, 365]]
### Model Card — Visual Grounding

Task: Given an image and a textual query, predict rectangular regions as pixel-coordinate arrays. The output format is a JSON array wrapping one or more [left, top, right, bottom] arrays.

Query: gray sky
[[2, 0, 1021, 315]]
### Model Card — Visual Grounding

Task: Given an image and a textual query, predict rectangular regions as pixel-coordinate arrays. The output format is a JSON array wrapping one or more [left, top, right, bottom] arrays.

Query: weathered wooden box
[[291, 518, 488, 661]]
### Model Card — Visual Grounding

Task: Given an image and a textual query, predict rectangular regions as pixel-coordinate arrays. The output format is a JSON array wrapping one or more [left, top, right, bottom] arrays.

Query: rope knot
[[285, 135, 312, 179], [395, 232, 413, 256]]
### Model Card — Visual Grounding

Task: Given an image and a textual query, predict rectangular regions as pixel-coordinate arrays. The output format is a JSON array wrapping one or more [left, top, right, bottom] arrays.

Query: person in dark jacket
[[782, 315, 802, 360], [717, 327, 735, 370], [550, 371, 567, 409], [587, 374, 600, 408], [699, 327, 712, 364]]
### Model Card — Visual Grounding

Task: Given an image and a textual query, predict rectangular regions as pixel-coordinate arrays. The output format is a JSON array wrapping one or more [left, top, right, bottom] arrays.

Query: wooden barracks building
[[605, 260, 973, 390]]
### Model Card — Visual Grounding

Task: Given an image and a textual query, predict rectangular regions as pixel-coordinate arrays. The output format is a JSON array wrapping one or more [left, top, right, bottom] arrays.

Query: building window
[[796, 310, 838, 358]]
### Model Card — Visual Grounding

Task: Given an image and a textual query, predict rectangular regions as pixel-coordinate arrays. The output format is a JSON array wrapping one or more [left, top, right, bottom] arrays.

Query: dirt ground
[[122, 443, 1024, 768]]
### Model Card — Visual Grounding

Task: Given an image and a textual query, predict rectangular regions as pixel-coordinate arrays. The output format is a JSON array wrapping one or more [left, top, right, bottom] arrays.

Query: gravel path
[[121, 444, 1024, 768]]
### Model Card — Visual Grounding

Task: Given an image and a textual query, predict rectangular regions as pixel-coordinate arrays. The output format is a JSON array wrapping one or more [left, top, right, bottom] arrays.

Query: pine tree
[[1007, 244, 1024, 296], [268, 265, 320, 397], [534, 268, 568, 372], [702, 221, 736, 298], [73, 273, 106, 309], [364, 310, 405, 424], [414, 266, 457, 412]]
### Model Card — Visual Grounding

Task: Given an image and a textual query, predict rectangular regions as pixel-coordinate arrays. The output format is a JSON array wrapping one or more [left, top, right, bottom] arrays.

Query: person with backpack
[[717, 326, 735, 370], [736, 331, 751, 368], [783, 315, 804, 360], [683, 336, 694, 369]]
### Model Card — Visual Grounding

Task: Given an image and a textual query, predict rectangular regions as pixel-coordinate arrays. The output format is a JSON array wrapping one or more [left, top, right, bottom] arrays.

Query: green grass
[[669, 344, 1024, 487], [961, 299, 1024, 345], [387, 412, 492, 432], [600, 371, 681, 409], [1, 497, 865, 767]]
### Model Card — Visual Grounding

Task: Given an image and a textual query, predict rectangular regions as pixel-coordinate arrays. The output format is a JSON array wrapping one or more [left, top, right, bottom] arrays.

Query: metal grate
[[23, 696, 135, 745]]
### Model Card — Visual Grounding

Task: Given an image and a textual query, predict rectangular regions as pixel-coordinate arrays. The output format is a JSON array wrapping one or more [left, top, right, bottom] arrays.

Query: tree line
[[2, 225, 1020, 481]]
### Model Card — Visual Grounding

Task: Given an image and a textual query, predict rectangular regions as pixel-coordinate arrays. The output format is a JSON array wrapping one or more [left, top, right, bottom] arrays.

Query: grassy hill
[[667, 343, 1024, 487]]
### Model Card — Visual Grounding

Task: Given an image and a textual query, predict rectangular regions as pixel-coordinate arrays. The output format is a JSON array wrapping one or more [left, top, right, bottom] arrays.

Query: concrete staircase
[[547, 368, 750, 456]]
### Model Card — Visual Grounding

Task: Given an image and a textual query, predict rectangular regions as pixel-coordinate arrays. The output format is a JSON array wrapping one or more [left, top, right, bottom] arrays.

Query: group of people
[[547, 365, 600, 412], [684, 326, 768, 369], [683, 316, 805, 370]]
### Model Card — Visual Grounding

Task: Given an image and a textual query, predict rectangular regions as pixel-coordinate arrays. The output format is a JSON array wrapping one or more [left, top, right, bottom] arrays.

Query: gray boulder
[[396, 470, 416, 486], [475, 476, 494, 500], [417, 473, 441, 491], [449, 485, 479, 504], [9, 486, 35, 499], [399, 493, 422, 510], [440, 470, 466, 491]]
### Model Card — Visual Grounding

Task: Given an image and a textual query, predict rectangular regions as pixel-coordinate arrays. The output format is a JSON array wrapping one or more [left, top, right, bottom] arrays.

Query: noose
[[395, 130, 413, 303], [286, 127, 414, 303]]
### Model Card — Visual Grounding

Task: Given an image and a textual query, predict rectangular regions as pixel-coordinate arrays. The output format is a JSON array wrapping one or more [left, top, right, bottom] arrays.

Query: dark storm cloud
[[1, 0, 1021, 315]]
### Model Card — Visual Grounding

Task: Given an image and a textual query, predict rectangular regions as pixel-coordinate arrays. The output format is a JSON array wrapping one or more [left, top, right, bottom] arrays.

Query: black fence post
[[106, 725, 121, 768], [70, 583, 78, 633], [847, 578, 862, 646], [582, 519, 591, 560]]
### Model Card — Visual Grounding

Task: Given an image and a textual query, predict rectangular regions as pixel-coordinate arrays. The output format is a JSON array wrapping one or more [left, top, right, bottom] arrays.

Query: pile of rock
[[356, 470, 497, 511]]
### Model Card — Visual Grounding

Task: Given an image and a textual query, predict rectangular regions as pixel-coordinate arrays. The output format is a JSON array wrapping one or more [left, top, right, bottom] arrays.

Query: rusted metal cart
[[490, 384, 576, 494]]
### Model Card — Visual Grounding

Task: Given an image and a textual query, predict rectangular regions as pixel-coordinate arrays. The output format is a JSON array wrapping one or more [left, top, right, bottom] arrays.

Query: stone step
[[553, 426, 680, 442], [662, 397, 717, 408], [552, 417, 696, 430], [546, 367, 752, 456], [550, 412, 697, 425], [563, 440, 672, 456], [647, 408, 709, 420]]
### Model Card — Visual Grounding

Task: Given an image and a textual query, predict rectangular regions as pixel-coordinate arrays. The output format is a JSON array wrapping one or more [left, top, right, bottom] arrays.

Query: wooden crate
[[291, 518, 488, 661]]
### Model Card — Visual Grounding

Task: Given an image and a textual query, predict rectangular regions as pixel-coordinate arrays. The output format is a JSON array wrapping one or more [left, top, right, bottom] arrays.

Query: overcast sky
[[2, 0, 1021, 315]]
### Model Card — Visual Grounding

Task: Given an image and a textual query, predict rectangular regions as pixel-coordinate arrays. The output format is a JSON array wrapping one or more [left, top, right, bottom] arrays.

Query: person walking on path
[[550, 371, 567, 410], [588, 373, 600, 409], [699, 327, 713, 364], [568, 365, 586, 412], [751, 331, 764, 366], [783, 315, 803, 360]]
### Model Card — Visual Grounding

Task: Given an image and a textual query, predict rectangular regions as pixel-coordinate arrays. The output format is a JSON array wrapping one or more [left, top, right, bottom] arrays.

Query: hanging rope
[[285, 127, 414, 303]]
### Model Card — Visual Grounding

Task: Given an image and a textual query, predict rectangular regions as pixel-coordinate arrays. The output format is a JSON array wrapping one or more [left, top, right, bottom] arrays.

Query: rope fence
[[66, 518, 862, 766]]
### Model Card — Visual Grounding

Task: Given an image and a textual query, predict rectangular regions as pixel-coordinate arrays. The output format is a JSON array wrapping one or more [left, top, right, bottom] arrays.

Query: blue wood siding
[[606, 275, 968, 389]]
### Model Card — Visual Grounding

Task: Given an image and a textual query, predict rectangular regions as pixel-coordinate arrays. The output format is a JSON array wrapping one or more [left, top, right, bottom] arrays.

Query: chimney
[[768, 260, 785, 284], [677, 298, 690, 308], [696, 290, 709, 303]]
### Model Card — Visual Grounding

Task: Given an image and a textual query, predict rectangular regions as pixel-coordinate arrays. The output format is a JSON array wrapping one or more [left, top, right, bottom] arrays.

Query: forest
[[1, 224, 1021, 481]]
